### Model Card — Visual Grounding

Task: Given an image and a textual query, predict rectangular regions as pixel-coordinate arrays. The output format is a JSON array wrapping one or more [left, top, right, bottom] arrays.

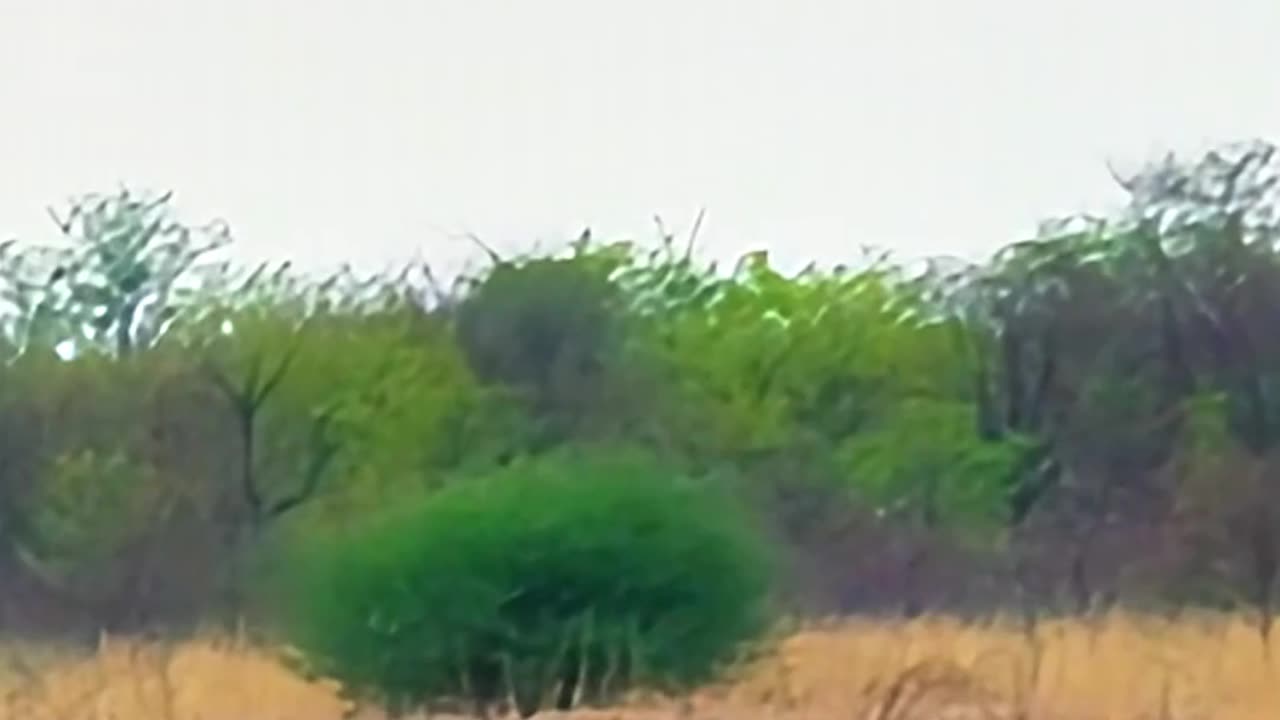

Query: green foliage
[[15, 449, 168, 596], [619, 244, 978, 476], [274, 306, 502, 525], [1183, 392, 1235, 455], [6, 139, 1280, 636], [621, 249, 862, 452], [19, 450, 150, 572], [836, 397, 1030, 533], [0, 347, 233, 628], [0, 187, 231, 357], [272, 447, 774, 716], [172, 264, 494, 527], [452, 244, 633, 445]]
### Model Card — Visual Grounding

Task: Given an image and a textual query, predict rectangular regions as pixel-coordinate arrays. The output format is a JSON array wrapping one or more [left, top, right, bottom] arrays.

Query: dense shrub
[[0, 350, 236, 633], [270, 446, 774, 717], [452, 253, 630, 446]]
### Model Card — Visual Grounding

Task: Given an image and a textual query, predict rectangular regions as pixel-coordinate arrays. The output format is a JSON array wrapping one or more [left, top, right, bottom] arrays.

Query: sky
[[1, 1, 1279, 279]]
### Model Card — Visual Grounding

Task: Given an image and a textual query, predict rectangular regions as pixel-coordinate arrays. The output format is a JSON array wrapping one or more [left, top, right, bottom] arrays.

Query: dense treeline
[[2, 139, 1280, 640]]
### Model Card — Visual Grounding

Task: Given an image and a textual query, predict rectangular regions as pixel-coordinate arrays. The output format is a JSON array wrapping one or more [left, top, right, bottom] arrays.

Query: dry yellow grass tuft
[[709, 612, 1280, 720], [0, 634, 350, 720], [1, 612, 1279, 719]]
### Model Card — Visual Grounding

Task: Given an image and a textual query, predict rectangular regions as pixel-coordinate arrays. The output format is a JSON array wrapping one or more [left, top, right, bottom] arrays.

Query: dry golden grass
[[2, 611, 1279, 719], [0, 633, 350, 720]]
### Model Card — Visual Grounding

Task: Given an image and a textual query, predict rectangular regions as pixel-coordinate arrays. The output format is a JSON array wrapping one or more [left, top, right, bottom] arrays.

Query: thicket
[[0, 139, 1279, 644], [272, 447, 773, 717]]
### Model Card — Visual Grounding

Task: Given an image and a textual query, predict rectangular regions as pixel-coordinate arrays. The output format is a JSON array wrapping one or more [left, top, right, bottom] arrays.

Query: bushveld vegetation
[[3, 139, 1280, 717]]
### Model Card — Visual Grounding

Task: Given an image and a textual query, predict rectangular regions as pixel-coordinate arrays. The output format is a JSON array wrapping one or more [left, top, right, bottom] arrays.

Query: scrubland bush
[[270, 446, 774, 717]]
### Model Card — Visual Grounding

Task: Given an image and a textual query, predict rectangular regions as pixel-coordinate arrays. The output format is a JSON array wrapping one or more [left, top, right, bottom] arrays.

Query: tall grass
[[3, 612, 1280, 719]]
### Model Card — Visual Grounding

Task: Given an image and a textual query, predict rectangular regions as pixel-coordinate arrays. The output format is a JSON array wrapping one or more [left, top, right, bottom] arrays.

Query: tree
[[177, 263, 488, 532], [1170, 392, 1280, 643], [0, 346, 232, 632], [451, 238, 634, 449], [0, 187, 232, 358], [274, 447, 773, 718], [1116, 140, 1280, 455], [619, 246, 957, 461], [1109, 140, 1280, 632]]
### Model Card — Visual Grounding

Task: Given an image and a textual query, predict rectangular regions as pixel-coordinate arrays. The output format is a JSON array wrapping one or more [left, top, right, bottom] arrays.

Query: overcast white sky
[[2, 1, 1278, 278]]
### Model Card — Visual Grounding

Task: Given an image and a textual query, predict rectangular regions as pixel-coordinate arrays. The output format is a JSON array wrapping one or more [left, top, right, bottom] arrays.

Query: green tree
[[177, 264, 490, 531], [0, 187, 231, 357], [451, 237, 635, 449], [273, 446, 773, 718], [0, 346, 230, 631]]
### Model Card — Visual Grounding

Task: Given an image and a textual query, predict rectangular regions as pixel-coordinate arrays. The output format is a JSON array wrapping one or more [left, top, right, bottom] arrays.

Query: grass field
[[2, 612, 1278, 719]]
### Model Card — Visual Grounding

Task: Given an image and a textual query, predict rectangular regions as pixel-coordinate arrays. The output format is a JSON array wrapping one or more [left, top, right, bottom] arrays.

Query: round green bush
[[271, 447, 774, 716]]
